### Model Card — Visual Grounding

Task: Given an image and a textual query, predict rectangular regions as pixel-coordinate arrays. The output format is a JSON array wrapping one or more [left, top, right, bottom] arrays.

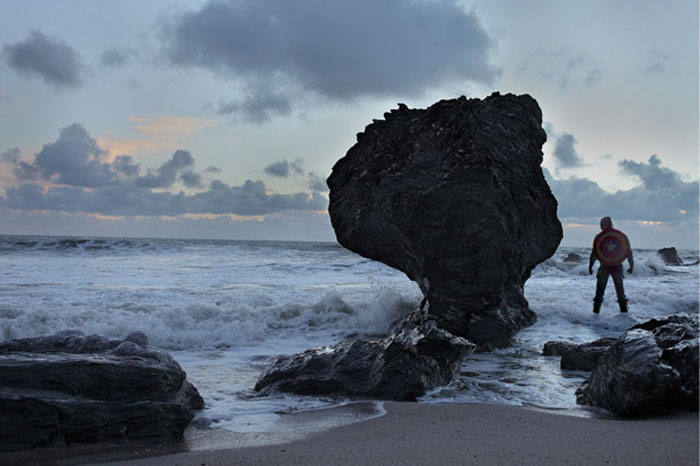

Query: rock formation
[[256, 93, 561, 401], [327, 92, 562, 349], [543, 337, 616, 371], [657, 247, 684, 265], [256, 315, 474, 401], [0, 330, 203, 451], [576, 315, 698, 416], [562, 252, 583, 263]]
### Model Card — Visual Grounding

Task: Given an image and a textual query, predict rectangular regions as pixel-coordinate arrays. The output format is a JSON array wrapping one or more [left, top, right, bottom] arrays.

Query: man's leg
[[610, 265, 628, 313], [593, 267, 610, 313]]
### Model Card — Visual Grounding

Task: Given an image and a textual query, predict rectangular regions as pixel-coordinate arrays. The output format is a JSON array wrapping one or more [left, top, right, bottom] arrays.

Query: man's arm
[[588, 251, 596, 275], [627, 248, 634, 274]]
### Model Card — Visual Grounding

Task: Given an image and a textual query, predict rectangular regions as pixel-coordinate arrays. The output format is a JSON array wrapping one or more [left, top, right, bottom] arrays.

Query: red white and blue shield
[[594, 230, 629, 266]]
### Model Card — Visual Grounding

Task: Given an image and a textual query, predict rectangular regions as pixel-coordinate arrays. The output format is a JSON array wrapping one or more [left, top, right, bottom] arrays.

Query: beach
[[1, 402, 696, 465]]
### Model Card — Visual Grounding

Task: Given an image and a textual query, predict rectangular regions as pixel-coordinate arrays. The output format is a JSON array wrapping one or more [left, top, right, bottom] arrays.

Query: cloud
[[307, 172, 327, 192], [2, 124, 326, 217], [204, 165, 221, 173], [552, 133, 584, 169], [519, 47, 603, 89], [2, 31, 84, 88], [180, 170, 203, 188], [644, 48, 671, 76], [162, 0, 499, 119], [100, 46, 137, 68], [264, 158, 304, 178], [136, 150, 194, 188], [618, 155, 685, 191], [1, 148, 20, 165], [544, 156, 699, 222], [217, 85, 294, 123], [2, 179, 327, 217], [16, 123, 115, 187]]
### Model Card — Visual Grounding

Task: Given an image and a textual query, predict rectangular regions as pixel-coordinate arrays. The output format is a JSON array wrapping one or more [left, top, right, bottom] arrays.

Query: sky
[[0, 0, 697, 248]]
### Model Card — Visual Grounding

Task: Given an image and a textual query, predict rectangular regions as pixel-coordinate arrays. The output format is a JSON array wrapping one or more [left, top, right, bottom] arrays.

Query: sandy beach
[[2, 402, 696, 466]]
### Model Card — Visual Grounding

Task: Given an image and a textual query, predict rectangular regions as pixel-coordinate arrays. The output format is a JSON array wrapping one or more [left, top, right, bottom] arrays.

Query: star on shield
[[605, 241, 618, 253]]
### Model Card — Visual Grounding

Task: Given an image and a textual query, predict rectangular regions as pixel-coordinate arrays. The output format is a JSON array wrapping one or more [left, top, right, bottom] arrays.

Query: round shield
[[594, 230, 629, 266]]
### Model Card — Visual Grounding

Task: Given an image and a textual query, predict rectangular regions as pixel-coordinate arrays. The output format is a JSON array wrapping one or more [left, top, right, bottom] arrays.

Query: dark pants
[[594, 264, 626, 303]]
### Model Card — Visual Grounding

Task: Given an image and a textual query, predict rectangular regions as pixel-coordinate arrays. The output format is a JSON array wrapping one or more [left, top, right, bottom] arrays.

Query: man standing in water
[[588, 216, 634, 314]]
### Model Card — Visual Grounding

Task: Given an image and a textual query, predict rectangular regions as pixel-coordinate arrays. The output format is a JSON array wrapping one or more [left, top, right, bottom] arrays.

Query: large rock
[[657, 247, 684, 265], [543, 337, 617, 371], [255, 313, 475, 401], [576, 315, 699, 416], [327, 93, 562, 349], [0, 331, 203, 452]]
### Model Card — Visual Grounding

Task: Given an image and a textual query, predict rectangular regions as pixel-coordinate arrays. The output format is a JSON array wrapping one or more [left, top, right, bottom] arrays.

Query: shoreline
[[1, 402, 697, 465]]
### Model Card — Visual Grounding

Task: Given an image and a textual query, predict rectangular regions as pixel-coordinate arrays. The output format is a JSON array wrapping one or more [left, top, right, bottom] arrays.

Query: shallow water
[[1, 235, 697, 430]]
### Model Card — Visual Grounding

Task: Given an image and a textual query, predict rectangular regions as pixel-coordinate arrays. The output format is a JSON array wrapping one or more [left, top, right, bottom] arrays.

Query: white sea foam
[[1, 235, 697, 429]]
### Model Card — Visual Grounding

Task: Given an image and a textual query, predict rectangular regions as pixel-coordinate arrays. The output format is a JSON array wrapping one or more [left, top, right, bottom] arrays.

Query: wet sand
[[2, 402, 697, 465]]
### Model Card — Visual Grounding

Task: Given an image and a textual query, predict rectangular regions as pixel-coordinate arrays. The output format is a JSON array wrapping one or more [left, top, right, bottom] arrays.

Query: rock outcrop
[[543, 337, 616, 371], [0, 330, 203, 452], [256, 313, 475, 401], [562, 252, 583, 263], [327, 93, 562, 349], [657, 247, 684, 265], [576, 315, 698, 416]]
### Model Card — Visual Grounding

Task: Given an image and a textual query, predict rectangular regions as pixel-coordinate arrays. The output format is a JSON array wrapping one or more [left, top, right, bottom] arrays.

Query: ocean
[[1, 235, 698, 432]]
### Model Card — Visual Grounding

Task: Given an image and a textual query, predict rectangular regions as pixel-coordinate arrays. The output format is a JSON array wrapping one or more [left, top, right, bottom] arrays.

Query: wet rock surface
[[0, 331, 203, 452], [255, 312, 475, 401], [657, 247, 684, 265], [543, 337, 616, 371], [327, 93, 562, 349], [576, 315, 699, 416]]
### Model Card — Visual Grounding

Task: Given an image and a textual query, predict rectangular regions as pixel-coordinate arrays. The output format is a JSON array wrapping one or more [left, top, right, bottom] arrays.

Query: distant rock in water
[[562, 252, 583, 263], [256, 315, 475, 401], [327, 93, 562, 349], [0, 330, 203, 452], [657, 247, 684, 265], [576, 315, 699, 416]]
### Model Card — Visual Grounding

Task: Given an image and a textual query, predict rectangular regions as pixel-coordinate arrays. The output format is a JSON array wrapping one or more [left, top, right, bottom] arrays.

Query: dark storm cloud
[[1, 148, 20, 165], [264, 158, 304, 178], [19, 123, 114, 187], [100, 46, 137, 68], [180, 170, 203, 188], [2, 179, 327, 216], [136, 150, 194, 188], [2, 31, 84, 88], [544, 156, 699, 222], [553, 133, 584, 169], [204, 165, 221, 173], [162, 0, 499, 118]]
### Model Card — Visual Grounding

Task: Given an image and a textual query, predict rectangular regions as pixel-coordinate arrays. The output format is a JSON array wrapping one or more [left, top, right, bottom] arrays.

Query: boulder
[[543, 338, 616, 371], [0, 331, 203, 452], [327, 93, 562, 349], [657, 247, 684, 265], [562, 252, 583, 263], [576, 315, 699, 416], [256, 312, 475, 401]]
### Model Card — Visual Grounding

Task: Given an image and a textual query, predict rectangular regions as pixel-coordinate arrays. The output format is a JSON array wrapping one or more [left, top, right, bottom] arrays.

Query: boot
[[618, 298, 628, 313], [593, 301, 602, 314]]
